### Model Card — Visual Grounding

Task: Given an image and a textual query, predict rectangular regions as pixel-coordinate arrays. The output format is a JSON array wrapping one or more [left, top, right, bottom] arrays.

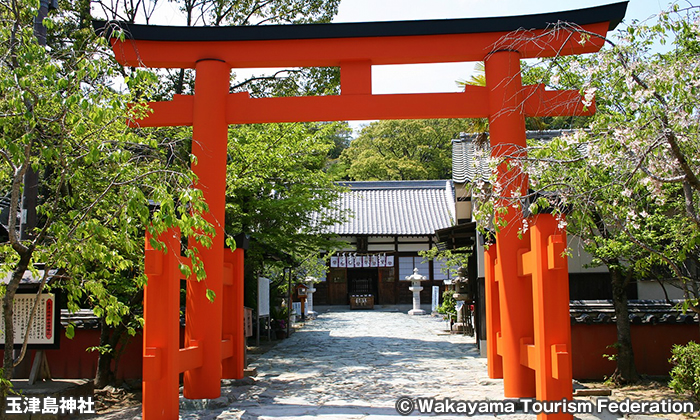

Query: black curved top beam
[[93, 1, 627, 42]]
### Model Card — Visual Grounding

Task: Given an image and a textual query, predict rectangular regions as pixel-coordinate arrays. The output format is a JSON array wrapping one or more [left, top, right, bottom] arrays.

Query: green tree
[[69, 0, 344, 386], [97, 0, 343, 96], [470, 2, 700, 384], [0, 0, 210, 399], [339, 119, 481, 181], [225, 122, 348, 281]]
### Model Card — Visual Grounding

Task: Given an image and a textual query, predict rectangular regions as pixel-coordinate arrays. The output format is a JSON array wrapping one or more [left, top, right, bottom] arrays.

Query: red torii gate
[[96, 3, 627, 419]]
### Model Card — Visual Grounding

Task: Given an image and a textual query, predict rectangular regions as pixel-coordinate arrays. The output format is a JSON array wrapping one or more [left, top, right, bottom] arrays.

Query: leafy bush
[[437, 290, 456, 322], [669, 341, 700, 402], [270, 305, 290, 330]]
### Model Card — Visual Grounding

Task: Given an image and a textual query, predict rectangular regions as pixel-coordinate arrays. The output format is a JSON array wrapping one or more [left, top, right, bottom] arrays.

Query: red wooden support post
[[528, 214, 573, 420], [143, 229, 182, 420], [184, 59, 230, 399], [340, 60, 372, 95], [222, 248, 245, 379], [485, 50, 535, 398], [484, 244, 503, 379]]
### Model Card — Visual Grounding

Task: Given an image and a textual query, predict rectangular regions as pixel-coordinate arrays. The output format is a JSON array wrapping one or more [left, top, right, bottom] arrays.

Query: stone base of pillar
[[451, 322, 474, 335], [479, 340, 488, 358], [408, 308, 426, 316]]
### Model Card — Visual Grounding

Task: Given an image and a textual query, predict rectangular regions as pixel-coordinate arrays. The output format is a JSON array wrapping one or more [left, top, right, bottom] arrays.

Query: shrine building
[[313, 180, 458, 306]]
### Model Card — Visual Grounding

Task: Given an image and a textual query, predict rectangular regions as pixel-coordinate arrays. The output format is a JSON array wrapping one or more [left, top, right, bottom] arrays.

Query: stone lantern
[[294, 283, 308, 320], [305, 276, 318, 319], [452, 267, 474, 335], [405, 268, 426, 316]]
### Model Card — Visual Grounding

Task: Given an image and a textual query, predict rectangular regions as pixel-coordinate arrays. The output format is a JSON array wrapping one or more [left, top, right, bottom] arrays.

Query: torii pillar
[[484, 51, 575, 418], [97, 2, 627, 419], [485, 50, 536, 397]]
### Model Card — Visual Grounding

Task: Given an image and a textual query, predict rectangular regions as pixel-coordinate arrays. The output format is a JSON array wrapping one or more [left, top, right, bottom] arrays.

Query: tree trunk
[[175, 69, 186, 95], [610, 268, 640, 384], [94, 289, 143, 388], [0, 253, 34, 419], [94, 319, 115, 389]]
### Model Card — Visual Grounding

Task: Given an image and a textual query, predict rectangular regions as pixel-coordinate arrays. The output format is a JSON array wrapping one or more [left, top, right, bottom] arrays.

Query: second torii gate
[[96, 2, 627, 419]]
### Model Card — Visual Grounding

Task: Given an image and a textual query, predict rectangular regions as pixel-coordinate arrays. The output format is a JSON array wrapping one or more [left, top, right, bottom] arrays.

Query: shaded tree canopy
[[338, 119, 483, 181]]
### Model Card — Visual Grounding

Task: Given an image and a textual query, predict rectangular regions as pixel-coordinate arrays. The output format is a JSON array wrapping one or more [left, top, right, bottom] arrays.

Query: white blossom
[[521, 218, 530, 234], [557, 218, 567, 230]]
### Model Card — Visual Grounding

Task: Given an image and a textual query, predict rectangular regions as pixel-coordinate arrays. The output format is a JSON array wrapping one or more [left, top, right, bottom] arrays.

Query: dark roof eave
[[94, 2, 627, 42], [435, 222, 478, 241]]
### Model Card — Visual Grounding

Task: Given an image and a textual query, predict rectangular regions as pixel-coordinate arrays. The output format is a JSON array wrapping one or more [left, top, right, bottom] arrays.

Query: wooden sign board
[[1, 293, 59, 349]]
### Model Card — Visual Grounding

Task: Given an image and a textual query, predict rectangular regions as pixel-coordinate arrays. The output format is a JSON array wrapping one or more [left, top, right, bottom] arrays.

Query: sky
[[333, 0, 675, 95], [330, 0, 688, 131], [145, 0, 696, 132]]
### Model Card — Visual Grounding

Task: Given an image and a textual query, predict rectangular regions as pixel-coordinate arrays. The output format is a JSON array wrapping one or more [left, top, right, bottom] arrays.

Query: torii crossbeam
[[96, 2, 627, 419]]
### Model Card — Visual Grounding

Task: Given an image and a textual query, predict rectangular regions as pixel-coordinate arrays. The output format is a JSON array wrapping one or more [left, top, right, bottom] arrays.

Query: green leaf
[[206, 289, 216, 302], [65, 324, 75, 340]]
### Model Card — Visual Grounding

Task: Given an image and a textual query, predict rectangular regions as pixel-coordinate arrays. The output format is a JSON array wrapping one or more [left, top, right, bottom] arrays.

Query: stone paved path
[[234, 308, 506, 420], [98, 308, 681, 420], [176, 308, 612, 420]]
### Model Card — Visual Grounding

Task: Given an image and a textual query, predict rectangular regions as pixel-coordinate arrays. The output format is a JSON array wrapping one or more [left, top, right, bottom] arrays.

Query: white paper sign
[[339, 254, 346, 267], [355, 255, 362, 267], [330, 256, 338, 268], [347, 254, 355, 268], [432, 286, 440, 313], [386, 255, 394, 267], [258, 277, 271, 316], [371, 255, 378, 267]]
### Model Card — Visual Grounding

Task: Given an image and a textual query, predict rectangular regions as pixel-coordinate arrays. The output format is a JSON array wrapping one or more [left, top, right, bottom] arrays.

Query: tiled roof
[[452, 130, 587, 184], [323, 180, 455, 236], [1, 266, 60, 286], [452, 136, 490, 184], [60, 309, 101, 329], [569, 300, 697, 325]]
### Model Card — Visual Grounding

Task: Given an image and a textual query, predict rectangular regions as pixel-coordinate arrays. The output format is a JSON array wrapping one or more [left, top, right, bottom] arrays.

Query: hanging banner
[[331, 253, 395, 269]]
